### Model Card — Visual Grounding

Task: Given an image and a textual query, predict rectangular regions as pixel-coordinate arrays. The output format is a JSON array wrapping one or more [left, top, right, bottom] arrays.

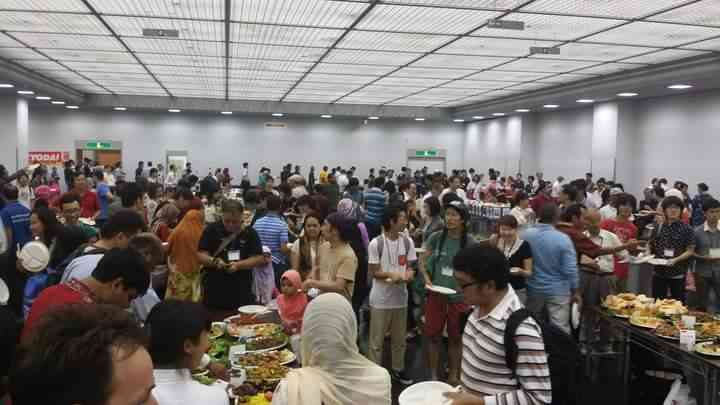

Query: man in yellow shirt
[[319, 166, 329, 184]]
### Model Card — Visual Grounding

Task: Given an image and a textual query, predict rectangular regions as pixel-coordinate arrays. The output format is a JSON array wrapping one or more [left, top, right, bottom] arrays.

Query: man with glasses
[[59, 192, 98, 241]]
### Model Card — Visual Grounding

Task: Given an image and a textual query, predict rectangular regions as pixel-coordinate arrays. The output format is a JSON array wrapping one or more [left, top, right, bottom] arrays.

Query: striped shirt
[[461, 286, 552, 405], [253, 213, 289, 264], [364, 187, 386, 225]]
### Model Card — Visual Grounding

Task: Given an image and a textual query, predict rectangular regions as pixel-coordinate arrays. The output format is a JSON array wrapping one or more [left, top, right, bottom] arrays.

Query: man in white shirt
[[16, 173, 33, 209], [439, 175, 467, 203], [337, 170, 349, 193], [551, 176, 564, 199], [367, 205, 417, 385], [599, 187, 624, 221]]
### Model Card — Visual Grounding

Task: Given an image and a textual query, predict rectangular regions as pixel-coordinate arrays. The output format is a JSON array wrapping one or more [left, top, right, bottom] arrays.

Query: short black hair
[[128, 233, 164, 268], [560, 184, 578, 201], [441, 192, 461, 207], [120, 182, 143, 208], [704, 198, 720, 212], [661, 196, 684, 211], [100, 209, 146, 240], [91, 248, 150, 295], [382, 204, 405, 231], [325, 212, 355, 242], [453, 245, 509, 290], [615, 194, 635, 210], [265, 193, 282, 212], [146, 300, 210, 367], [222, 199, 244, 215], [424, 196, 442, 217], [94, 169, 104, 180], [10, 304, 147, 405], [373, 176, 385, 188], [59, 192, 81, 206], [174, 187, 194, 201], [2, 185, 18, 201], [699, 183, 709, 192], [560, 203, 584, 222], [497, 215, 519, 229], [538, 203, 559, 224]]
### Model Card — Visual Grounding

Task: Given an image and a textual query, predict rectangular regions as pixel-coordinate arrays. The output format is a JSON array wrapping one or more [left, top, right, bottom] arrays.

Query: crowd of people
[[0, 158, 716, 405]]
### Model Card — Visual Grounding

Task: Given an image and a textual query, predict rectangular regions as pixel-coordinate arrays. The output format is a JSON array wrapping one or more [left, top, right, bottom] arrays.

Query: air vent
[[530, 46, 560, 55], [486, 19, 525, 30], [142, 28, 179, 38], [265, 122, 287, 128]]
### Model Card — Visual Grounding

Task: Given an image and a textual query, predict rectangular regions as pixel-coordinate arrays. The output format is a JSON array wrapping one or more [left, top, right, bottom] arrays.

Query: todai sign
[[28, 151, 70, 165]]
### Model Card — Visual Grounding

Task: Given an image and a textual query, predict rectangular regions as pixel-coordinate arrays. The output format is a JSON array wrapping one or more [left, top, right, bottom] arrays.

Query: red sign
[[28, 151, 70, 166]]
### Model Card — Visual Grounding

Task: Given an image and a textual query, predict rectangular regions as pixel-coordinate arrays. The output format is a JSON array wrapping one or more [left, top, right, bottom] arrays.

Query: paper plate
[[649, 258, 670, 266], [415, 247, 426, 254], [238, 305, 268, 315], [0, 279, 8, 305], [19, 241, 50, 273], [399, 381, 456, 405], [571, 302, 581, 330], [78, 217, 96, 226], [425, 285, 457, 295]]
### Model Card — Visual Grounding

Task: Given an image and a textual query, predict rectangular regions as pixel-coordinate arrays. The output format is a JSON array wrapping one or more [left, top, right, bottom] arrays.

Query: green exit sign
[[415, 150, 438, 157], [85, 141, 112, 150]]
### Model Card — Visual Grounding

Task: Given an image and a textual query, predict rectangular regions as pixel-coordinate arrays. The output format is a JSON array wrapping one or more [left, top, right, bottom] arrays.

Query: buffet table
[[599, 309, 720, 405]]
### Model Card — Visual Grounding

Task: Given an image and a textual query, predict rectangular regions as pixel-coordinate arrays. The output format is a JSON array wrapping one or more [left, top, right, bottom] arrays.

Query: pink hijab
[[278, 270, 308, 323]]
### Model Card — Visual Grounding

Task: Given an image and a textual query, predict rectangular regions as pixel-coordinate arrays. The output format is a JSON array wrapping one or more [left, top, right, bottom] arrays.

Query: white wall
[[23, 105, 464, 179], [0, 97, 18, 171], [463, 116, 523, 176]]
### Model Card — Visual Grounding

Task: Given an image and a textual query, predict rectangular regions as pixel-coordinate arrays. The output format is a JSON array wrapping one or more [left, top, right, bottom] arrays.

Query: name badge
[[664, 249, 674, 258], [228, 250, 240, 262], [710, 248, 720, 258], [441, 266, 454, 277]]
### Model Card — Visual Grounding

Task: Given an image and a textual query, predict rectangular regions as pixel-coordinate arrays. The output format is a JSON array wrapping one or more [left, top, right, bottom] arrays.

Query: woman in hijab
[[166, 209, 205, 301], [337, 198, 369, 248], [273, 293, 391, 405], [151, 202, 180, 242], [277, 269, 308, 335]]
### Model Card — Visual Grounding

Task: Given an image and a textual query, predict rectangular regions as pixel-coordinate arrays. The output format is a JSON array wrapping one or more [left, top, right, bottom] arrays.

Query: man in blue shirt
[[521, 203, 579, 334], [364, 176, 386, 240], [1, 185, 32, 254], [253, 194, 290, 288], [94, 169, 113, 229]]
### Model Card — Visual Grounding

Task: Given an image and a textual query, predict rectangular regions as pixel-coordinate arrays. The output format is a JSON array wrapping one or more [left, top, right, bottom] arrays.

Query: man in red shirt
[[22, 247, 149, 341], [530, 182, 553, 214], [601, 194, 639, 292], [71, 173, 100, 219]]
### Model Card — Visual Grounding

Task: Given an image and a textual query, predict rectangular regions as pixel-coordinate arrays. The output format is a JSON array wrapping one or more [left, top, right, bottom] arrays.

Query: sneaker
[[391, 370, 415, 385]]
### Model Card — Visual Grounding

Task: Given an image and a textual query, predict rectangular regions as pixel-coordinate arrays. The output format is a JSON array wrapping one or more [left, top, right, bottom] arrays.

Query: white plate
[[415, 247, 426, 254], [696, 342, 720, 357], [399, 381, 456, 405], [245, 336, 288, 354], [18, 241, 50, 273], [649, 258, 670, 266], [78, 217, 96, 226], [0, 279, 8, 305], [238, 305, 268, 315], [630, 255, 654, 265], [425, 285, 457, 295], [571, 302, 581, 330]]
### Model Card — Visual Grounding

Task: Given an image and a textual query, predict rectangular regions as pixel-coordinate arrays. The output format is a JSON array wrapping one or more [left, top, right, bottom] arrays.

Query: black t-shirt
[[498, 239, 533, 290], [199, 222, 263, 310]]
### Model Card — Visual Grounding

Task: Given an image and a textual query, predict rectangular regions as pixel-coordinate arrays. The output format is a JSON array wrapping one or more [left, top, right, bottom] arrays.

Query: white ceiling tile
[[137, 53, 224, 67], [231, 58, 313, 72], [415, 87, 481, 97], [357, 5, 499, 34], [64, 61, 147, 73], [0, 47, 45, 59], [313, 63, 397, 75], [283, 95, 337, 103], [158, 75, 224, 84], [0, 33, 22, 47], [290, 82, 361, 92], [149, 64, 225, 76], [411, 54, 510, 69], [336, 98, 394, 105], [0, 0, 89, 12], [302, 73, 377, 85], [232, 43, 325, 61], [521, 0, 690, 19], [467, 70, 551, 81], [385, 0, 524, 10], [124, 37, 224, 56], [683, 36, 720, 50], [473, 13, 624, 41], [649, 1, 720, 27], [82, 71, 153, 80], [13, 59, 67, 70], [94, 80, 163, 89], [583, 21, 720, 47], [11, 33, 124, 51], [232, 0, 370, 28], [0, 12, 109, 34], [111, 89, 168, 96], [170, 90, 225, 97], [504, 82, 551, 91], [351, 85, 426, 96], [497, 58, 598, 72], [37, 70, 84, 81], [392, 66, 476, 79], [230, 80, 294, 90], [88, 0, 224, 20], [388, 100, 438, 107], [375, 76, 447, 87], [536, 72, 598, 83], [324, 49, 422, 65], [528, 42, 657, 62], [164, 84, 225, 91], [229, 91, 284, 101], [443, 79, 516, 89], [285, 89, 350, 98], [43, 49, 136, 63], [231, 24, 343, 48], [439, 37, 560, 57], [104, 16, 224, 41], [621, 49, 711, 64], [231, 70, 304, 81], [573, 62, 646, 75], [338, 31, 454, 52]]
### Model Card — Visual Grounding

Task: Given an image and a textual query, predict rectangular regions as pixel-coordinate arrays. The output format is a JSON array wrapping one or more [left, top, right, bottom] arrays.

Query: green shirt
[[76, 223, 98, 240], [424, 230, 477, 303]]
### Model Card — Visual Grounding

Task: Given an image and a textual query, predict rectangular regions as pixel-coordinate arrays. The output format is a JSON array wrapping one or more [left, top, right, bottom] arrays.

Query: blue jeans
[[525, 292, 571, 335]]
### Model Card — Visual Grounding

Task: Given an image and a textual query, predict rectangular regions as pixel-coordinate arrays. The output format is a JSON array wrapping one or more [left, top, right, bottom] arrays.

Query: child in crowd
[[253, 246, 275, 305], [277, 270, 308, 335]]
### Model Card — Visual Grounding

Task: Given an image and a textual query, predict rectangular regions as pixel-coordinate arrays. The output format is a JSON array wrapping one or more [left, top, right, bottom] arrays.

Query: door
[[96, 150, 121, 167]]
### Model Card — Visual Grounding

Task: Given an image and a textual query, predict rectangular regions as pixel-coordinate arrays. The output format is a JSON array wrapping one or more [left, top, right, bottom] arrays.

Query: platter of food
[[232, 349, 296, 368], [230, 323, 283, 339], [654, 322, 715, 341], [656, 299, 688, 316], [696, 341, 720, 357], [246, 334, 288, 353], [239, 305, 268, 315], [630, 314, 663, 329], [603, 293, 654, 318], [210, 322, 225, 339], [246, 363, 289, 383], [231, 384, 273, 405]]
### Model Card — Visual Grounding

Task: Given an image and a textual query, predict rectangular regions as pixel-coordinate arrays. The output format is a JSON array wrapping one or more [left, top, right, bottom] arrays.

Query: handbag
[[198, 233, 239, 301]]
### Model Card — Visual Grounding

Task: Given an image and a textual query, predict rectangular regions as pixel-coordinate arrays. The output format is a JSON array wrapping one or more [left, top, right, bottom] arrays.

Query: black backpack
[[47, 244, 108, 286], [504, 308, 580, 405]]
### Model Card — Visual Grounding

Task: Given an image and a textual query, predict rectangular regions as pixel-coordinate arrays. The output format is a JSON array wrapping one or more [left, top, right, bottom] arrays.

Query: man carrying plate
[[418, 199, 477, 386]]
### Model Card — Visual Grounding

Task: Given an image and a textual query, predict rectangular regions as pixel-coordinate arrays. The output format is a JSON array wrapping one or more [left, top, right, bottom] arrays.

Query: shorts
[[423, 292, 468, 339]]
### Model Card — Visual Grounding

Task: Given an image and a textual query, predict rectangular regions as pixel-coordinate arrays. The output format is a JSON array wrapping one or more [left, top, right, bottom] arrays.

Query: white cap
[[665, 189, 684, 200]]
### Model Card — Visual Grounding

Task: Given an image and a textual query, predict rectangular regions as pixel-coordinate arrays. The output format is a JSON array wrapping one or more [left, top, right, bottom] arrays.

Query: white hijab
[[285, 293, 391, 405]]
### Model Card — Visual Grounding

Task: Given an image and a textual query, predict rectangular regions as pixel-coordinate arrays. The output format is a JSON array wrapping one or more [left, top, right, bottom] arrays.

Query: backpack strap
[[433, 229, 448, 274], [376, 234, 385, 259], [504, 308, 534, 379]]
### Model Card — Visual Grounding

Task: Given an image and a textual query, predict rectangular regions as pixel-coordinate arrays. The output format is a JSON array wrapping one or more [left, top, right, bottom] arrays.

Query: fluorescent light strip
[[0, 84, 13, 88], [221, 111, 232, 115], [321, 114, 332, 119], [168, 109, 181, 113], [36, 96, 51, 100], [51, 101, 66, 105], [453, 119, 465, 122], [515, 109, 530, 113], [17, 90, 34, 95], [543, 104, 559, 109], [414, 117, 425, 121], [472, 116, 485, 120], [272, 113, 284, 117], [668, 84, 692, 90], [576, 99, 594, 103], [368, 116, 380, 120], [113, 107, 126, 111], [492, 113, 505, 116], [617, 92, 638, 97], [66, 105, 79, 109]]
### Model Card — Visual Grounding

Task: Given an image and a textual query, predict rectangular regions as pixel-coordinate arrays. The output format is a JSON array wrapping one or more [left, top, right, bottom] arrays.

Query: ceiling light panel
[[313, 63, 397, 76], [521, 0, 689, 19], [13, 60, 67, 70], [357, 5, 499, 34], [583, 21, 720, 47], [496, 58, 597, 72], [0, 12, 109, 34], [649, 1, 720, 27], [338, 31, 454, 53], [467, 70, 551, 81], [231, 24, 343, 48], [232, 43, 325, 61], [375, 76, 447, 87], [124, 38, 224, 56], [303, 73, 378, 85], [537, 72, 598, 83], [621, 49, 710, 64], [683, 37, 720, 51], [324, 49, 423, 65], [64, 61, 147, 73], [11, 32, 124, 51], [574, 62, 646, 75], [88, 0, 224, 20], [411, 54, 510, 69], [438, 37, 560, 57], [149, 65, 225, 76], [473, 13, 623, 41], [137, 53, 225, 67], [0, 0, 89, 12], [231, 58, 314, 72], [43, 49, 136, 63], [386, 0, 524, 10], [232, 0, 371, 28], [529, 42, 657, 62], [0, 48, 45, 59], [104, 16, 224, 41], [442, 79, 517, 89], [392, 66, 476, 79]]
